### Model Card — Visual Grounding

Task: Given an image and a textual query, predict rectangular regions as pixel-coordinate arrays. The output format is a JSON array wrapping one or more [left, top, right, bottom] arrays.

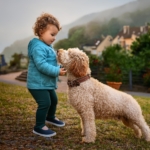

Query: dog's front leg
[[80, 117, 85, 136], [80, 110, 96, 143]]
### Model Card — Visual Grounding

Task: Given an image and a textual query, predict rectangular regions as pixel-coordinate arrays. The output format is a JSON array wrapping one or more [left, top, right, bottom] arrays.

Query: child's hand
[[59, 68, 67, 76]]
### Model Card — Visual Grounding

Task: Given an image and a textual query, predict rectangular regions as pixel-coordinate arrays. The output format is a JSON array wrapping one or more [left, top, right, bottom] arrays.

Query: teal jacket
[[27, 38, 60, 89]]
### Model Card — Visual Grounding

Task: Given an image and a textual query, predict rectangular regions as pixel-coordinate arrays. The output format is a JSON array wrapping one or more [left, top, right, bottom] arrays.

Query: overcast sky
[[0, 0, 135, 53]]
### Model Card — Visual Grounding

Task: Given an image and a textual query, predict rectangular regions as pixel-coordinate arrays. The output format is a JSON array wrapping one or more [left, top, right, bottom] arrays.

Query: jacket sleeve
[[32, 47, 60, 77]]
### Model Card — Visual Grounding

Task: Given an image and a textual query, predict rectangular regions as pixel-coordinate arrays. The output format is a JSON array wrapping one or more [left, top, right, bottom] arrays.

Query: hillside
[[57, 0, 150, 41], [2, 36, 34, 63], [71, 6, 150, 46], [2, 0, 150, 63]]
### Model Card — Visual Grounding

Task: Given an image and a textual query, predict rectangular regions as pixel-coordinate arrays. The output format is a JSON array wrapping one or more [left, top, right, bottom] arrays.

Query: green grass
[[0, 82, 150, 149]]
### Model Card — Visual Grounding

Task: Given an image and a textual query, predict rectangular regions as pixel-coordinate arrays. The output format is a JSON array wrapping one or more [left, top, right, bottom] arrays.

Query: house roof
[[95, 39, 104, 47], [83, 34, 109, 47], [117, 25, 149, 39], [83, 34, 114, 49], [83, 38, 104, 47]]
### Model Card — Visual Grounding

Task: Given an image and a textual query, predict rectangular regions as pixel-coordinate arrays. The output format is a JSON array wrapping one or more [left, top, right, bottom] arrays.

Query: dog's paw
[[82, 136, 95, 143], [145, 134, 150, 142], [81, 130, 85, 136], [145, 137, 150, 142], [134, 129, 142, 139]]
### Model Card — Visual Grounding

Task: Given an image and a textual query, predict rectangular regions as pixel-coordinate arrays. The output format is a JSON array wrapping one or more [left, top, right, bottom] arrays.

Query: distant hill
[[57, 0, 150, 41], [2, 36, 34, 63], [2, 0, 150, 63]]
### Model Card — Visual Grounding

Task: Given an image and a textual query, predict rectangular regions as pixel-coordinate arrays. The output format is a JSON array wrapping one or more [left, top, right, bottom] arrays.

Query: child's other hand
[[59, 68, 67, 76]]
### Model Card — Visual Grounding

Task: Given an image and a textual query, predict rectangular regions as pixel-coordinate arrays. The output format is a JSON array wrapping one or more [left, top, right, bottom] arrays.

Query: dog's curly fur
[[57, 48, 150, 143]]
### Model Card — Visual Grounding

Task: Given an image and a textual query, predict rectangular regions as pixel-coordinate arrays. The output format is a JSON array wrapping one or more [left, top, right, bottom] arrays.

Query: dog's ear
[[69, 56, 88, 77]]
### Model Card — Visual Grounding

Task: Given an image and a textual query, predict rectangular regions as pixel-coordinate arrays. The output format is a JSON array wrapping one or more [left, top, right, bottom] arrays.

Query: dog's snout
[[57, 49, 64, 55], [57, 49, 60, 55]]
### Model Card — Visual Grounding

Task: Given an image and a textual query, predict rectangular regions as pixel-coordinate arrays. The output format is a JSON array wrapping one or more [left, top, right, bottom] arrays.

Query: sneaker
[[46, 117, 65, 127], [33, 127, 56, 137]]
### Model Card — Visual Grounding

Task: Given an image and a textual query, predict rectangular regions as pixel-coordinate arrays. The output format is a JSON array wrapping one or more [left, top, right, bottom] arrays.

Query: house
[[112, 24, 150, 50], [83, 35, 113, 56]]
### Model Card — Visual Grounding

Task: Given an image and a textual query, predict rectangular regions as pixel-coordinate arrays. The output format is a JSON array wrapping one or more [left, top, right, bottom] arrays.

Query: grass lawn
[[0, 82, 150, 149]]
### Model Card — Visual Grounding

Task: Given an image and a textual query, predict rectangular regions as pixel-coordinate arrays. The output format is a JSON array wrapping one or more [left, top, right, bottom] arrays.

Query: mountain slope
[[2, 36, 34, 63], [57, 0, 150, 41], [2, 0, 150, 63]]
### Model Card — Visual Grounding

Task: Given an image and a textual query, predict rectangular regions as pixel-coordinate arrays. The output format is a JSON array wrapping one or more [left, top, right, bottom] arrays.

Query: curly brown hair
[[33, 13, 61, 37]]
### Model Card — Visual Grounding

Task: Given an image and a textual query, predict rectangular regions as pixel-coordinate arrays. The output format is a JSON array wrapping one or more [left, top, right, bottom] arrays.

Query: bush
[[143, 70, 150, 87], [89, 54, 101, 67]]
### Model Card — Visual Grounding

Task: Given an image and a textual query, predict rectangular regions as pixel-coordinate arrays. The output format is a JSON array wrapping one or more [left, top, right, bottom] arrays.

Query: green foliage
[[102, 44, 122, 66], [131, 31, 150, 69], [102, 45, 123, 82], [103, 44, 145, 72], [84, 21, 102, 43], [54, 38, 70, 50], [105, 65, 122, 82], [101, 18, 122, 37], [131, 30, 150, 55], [102, 44, 145, 82], [54, 26, 87, 50], [121, 55, 145, 73], [9, 53, 21, 68], [68, 26, 87, 48], [88, 54, 101, 67], [143, 70, 150, 87], [131, 29, 150, 86], [68, 25, 84, 38]]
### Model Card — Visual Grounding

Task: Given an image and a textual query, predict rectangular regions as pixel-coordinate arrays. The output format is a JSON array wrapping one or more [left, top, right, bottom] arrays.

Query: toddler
[[27, 13, 66, 137]]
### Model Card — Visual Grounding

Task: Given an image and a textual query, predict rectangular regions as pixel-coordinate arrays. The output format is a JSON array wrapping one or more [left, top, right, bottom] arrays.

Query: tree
[[54, 26, 87, 50], [131, 30, 150, 55], [68, 26, 87, 48], [131, 29, 150, 69], [88, 54, 101, 67], [103, 44, 145, 71], [54, 39, 70, 50], [131, 30, 150, 86], [68, 25, 84, 38], [9, 53, 21, 69], [102, 44, 145, 82], [102, 44, 123, 67]]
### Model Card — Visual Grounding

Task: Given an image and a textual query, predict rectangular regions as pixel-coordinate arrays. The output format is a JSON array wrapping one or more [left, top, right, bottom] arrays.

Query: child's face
[[40, 24, 59, 45]]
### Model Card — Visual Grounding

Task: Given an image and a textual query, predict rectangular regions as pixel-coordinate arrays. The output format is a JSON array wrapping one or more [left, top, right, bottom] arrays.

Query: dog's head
[[57, 48, 89, 77]]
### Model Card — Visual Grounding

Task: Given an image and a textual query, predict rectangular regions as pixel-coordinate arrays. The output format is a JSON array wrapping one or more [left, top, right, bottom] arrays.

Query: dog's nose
[[57, 49, 60, 55], [57, 49, 64, 55], [57, 49, 62, 53]]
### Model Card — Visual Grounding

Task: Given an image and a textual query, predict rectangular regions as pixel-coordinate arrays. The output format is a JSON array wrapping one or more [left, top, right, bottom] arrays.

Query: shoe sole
[[33, 130, 56, 137], [46, 121, 65, 127]]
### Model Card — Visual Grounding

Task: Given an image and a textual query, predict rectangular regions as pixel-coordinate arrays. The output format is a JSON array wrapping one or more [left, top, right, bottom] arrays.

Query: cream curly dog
[[57, 48, 150, 143]]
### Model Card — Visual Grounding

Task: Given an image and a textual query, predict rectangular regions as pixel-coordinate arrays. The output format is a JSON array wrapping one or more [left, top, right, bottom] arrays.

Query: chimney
[[140, 26, 144, 32], [123, 26, 130, 34], [123, 26, 127, 34]]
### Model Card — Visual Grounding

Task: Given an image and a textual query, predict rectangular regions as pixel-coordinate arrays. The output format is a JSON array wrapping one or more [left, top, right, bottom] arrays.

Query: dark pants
[[28, 89, 58, 129]]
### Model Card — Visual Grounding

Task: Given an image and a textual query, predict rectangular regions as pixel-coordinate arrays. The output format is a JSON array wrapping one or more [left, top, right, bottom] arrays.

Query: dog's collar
[[67, 74, 90, 87]]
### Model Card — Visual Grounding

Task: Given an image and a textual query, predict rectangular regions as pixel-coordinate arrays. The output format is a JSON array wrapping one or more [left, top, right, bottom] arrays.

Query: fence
[[91, 66, 149, 92]]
